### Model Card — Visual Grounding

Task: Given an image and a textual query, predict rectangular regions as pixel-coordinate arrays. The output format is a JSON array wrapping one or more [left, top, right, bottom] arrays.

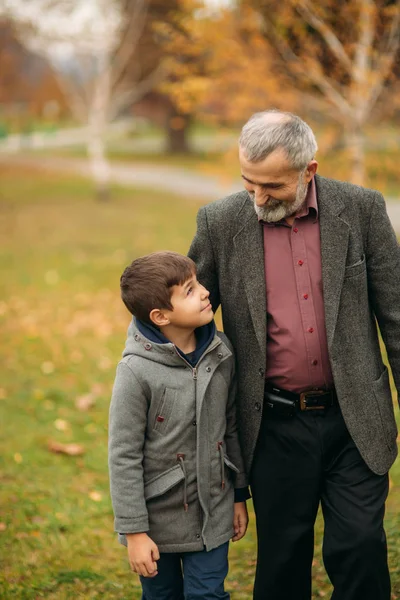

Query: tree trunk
[[87, 67, 112, 202], [87, 130, 111, 202], [165, 105, 191, 154], [346, 122, 366, 186]]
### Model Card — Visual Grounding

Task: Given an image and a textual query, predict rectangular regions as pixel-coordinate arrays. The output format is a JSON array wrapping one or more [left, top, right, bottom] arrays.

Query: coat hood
[[123, 318, 219, 367]]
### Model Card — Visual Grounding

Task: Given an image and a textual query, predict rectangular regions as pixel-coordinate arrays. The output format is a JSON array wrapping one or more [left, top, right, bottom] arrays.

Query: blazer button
[[258, 368, 265, 377], [192, 420, 197, 426], [254, 402, 262, 411]]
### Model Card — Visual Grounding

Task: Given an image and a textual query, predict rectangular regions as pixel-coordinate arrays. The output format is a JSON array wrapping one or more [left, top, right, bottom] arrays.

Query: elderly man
[[188, 110, 399, 600]]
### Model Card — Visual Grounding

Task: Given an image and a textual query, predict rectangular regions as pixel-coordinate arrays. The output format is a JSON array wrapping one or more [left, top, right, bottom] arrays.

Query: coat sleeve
[[223, 355, 248, 489], [366, 192, 400, 407], [108, 362, 150, 533], [188, 206, 221, 312]]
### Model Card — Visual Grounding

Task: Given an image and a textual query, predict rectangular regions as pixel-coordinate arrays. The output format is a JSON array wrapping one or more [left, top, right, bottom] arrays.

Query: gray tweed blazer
[[188, 174, 400, 476]]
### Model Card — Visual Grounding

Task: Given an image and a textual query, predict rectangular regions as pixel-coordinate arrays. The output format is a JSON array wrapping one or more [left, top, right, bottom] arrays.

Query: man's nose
[[254, 186, 269, 206]]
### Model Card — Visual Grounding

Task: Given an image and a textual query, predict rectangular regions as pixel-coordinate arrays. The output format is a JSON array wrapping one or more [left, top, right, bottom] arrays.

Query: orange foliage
[[157, 1, 299, 124]]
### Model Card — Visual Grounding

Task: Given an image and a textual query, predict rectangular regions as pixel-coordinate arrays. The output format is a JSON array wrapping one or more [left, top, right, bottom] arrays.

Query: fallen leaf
[[41, 361, 55, 375], [54, 419, 69, 431], [75, 393, 95, 412], [14, 453, 23, 464], [48, 440, 85, 456], [0, 522, 7, 532], [89, 491, 102, 502]]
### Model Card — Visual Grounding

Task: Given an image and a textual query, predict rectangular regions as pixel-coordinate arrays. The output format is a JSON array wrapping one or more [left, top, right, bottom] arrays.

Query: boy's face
[[166, 274, 213, 329]]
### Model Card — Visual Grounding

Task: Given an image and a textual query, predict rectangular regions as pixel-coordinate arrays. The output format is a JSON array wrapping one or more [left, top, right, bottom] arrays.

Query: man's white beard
[[250, 177, 309, 223]]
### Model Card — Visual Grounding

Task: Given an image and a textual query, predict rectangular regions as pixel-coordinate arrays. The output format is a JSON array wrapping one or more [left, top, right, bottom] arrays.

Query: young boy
[[108, 251, 249, 600]]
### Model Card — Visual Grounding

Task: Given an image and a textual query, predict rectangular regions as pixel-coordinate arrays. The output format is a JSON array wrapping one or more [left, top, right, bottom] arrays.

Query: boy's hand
[[126, 532, 160, 578], [232, 501, 248, 542]]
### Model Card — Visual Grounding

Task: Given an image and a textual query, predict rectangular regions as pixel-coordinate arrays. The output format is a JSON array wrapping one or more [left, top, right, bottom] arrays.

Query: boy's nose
[[201, 286, 210, 299]]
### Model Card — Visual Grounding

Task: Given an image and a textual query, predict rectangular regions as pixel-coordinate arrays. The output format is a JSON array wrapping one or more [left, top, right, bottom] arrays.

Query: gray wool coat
[[188, 174, 400, 476], [108, 322, 247, 553]]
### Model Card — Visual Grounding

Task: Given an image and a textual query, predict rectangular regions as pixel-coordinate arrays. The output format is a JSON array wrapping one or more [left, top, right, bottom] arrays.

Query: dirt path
[[3, 154, 400, 231]]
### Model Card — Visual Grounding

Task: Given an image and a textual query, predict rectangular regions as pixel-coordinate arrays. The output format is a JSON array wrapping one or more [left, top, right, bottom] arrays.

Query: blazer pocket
[[153, 387, 176, 433], [144, 464, 185, 500], [344, 254, 366, 278]]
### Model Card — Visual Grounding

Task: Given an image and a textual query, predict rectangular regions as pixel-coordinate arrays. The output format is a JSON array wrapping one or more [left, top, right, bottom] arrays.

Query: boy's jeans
[[140, 541, 230, 600]]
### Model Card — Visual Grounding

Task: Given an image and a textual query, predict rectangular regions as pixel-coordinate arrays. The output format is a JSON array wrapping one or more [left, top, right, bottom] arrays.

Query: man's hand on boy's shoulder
[[126, 532, 160, 578], [232, 501, 249, 542]]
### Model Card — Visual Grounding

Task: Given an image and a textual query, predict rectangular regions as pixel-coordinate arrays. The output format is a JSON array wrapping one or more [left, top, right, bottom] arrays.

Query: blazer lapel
[[316, 176, 350, 347], [233, 197, 266, 353]]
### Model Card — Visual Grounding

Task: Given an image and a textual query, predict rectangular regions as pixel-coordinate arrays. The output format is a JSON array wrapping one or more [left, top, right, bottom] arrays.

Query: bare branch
[[353, 0, 375, 85], [111, 0, 150, 89], [260, 15, 353, 118], [108, 62, 165, 121], [294, 0, 353, 74]]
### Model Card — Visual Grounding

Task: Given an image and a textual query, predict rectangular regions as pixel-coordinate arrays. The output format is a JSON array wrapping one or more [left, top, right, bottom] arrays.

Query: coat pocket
[[223, 455, 240, 473], [144, 464, 185, 501], [344, 254, 366, 278], [153, 388, 177, 433], [372, 367, 398, 450]]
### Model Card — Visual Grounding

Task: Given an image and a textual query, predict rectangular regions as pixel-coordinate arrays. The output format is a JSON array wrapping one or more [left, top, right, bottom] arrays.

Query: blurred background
[[0, 0, 399, 598]]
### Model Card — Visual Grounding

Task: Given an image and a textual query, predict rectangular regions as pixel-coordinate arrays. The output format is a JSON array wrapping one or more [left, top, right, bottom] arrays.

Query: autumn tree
[[244, 0, 400, 185], [0, 19, 65, 122], [1, 0, 165, 200], [156, 1, 294, 136]]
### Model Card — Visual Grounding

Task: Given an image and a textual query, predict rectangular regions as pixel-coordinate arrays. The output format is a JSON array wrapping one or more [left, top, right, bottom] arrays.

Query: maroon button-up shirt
[[262, 177, 334, 393]]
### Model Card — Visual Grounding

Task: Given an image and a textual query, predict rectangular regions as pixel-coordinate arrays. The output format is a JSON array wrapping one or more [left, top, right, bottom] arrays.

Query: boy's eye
[[186, 287, 193, 295]]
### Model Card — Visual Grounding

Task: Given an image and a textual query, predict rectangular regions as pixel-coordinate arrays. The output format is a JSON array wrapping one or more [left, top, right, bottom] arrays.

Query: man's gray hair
[[239, 110, 318, 170]]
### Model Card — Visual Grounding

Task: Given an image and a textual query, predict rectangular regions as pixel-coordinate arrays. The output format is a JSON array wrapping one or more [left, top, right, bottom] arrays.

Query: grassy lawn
[[0, 165, 399, 599]]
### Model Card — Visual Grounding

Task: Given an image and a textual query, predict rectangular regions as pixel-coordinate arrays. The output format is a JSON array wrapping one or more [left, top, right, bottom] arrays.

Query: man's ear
[[149, 308, 170, 328], [305, 160, 318, 181]]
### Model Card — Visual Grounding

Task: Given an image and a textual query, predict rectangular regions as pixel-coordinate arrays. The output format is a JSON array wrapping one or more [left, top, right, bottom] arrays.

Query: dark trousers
[[140, 542, 229, 600], [250, 403, 390, 600]]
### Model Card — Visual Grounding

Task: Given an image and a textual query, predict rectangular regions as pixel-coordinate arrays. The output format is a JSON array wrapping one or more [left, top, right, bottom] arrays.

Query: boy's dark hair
[[120, 251, 196, 324]]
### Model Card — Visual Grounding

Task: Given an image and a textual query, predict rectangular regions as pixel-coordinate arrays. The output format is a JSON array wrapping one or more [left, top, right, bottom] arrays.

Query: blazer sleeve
[[108, 362, 150, 533], [366, 192, 400, 406], [188, 206, 221, 312]]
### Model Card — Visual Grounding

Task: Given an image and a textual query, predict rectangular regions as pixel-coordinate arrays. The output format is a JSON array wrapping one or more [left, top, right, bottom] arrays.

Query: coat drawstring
[[217, 441, 225, 490], [177, 453, 188, 511]]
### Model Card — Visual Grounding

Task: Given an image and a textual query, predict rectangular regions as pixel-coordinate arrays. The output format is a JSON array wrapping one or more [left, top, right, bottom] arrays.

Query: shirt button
[[308, 327, 314, 333], [206, 366, 211, 372], [312, 360, 318, 366], [298, 260, 304, 266], [196, 534, 201, 539], [144, 343, 152, 350], [303, 294, 309, 300], [254, 402, 261, 411], [217, 353, 223, 359], [258, 368, 265, 377], [293, 227, 298, 233], [192, 420, 197, 426]]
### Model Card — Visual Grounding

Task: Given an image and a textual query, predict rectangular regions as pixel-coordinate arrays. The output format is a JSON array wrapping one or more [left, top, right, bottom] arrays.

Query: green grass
[[0, 165, 399, 599]]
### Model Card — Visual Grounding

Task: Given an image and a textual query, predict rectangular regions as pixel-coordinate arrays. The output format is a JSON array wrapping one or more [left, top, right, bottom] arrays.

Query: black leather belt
[[264, 384, 337, 417]]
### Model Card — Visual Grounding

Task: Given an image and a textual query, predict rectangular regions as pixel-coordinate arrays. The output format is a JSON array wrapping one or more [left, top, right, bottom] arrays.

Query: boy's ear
[[149, 308, 170, 327]]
